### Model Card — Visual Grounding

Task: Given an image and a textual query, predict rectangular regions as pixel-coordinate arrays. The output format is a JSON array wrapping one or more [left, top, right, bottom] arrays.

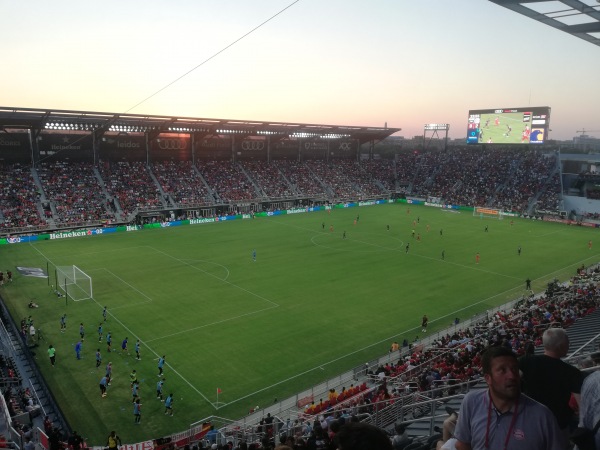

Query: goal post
[[55, 265, 93, 301], [473, 206, 504, 220]]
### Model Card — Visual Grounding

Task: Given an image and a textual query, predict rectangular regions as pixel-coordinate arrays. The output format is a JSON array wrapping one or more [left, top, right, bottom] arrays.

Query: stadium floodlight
[[424, 123, 450, 130]]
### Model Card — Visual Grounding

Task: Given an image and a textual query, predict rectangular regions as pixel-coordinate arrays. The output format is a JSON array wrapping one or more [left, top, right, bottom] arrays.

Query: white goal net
[[56, 265, 93, 301]]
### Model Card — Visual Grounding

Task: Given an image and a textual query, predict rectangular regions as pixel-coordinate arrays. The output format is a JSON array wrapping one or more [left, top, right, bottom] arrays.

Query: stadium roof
[[0, 106, 400, 144], [489, 0, 600, 47]]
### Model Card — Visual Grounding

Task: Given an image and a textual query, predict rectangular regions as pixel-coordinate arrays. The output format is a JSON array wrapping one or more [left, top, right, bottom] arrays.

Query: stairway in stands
[[0, 303, 67, 434]]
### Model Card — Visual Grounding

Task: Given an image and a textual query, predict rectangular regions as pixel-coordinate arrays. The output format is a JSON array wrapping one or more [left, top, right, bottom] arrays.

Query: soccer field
[[0, 203, 597, 443]]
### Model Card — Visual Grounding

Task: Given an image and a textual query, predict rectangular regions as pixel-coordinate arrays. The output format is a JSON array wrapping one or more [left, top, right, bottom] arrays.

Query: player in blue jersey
[[133, 399, 141, 423], [164, 393, 174, 415], [156, 379, 165, 401], [132, 381, 139, 403], [158, 355, 165, 376]]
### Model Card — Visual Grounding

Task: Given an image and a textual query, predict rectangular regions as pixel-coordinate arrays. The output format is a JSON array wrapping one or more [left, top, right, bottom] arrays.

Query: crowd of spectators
[[535, 172, 562, 211], [240, 161, 296, 199], [0, 163, 44, 231], [303, 161, 356, 200], [152, 161, 213, 207], [0, 148, 581, 235], [273, 161, 327, 198], [494, 151, 558, 212], [360, 159, 396, 192], [37, 162, 114, 225], [98, 161, 163, 217], [406, 148, 562, 213], [198, 161, 258, 203]]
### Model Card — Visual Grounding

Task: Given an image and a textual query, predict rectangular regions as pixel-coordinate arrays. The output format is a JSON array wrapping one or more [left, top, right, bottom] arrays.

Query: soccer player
[[164, 394, 174, 415], [405, 243, 410, 253], [95, 349, 102, 368], [102, 306, 107, 322], [121, 337, 129, 355], [135, 340, 141, 360], [321, 222, 325, 230], [99, 376, 108, 397], [158, 355, 166, 376], [132, 381, 139, 403], [440, 229, 443, 237], [98, 323, 103, 342], [441, 250, 445, 260], [518, 245, 522, 256], [6, 270, 12, 282], [252, 249, 256, 262], [476, 252, 480, 264], [79, 323, 85, 341], [75, 341, 82, 360], [421, 315, 429, 333], [484, 225, 488, 232], [526, 278, 532, 290], [48, 345, 56, 367], [156, 379, 165, 401], [130, 369, 138, 387], [105, 362, 113, 385], [133, 399, 141, 424], [106, 331, 112, 353], [588, 240, 592, 250], [343, 231, 346, 239], [60, 314, 67, 333]]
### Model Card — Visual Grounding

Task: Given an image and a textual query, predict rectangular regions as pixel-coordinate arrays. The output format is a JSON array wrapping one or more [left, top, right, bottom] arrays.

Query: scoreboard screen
[[466, 106, 551, 145]]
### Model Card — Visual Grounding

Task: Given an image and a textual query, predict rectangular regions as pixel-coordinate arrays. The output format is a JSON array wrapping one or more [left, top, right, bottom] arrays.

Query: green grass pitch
[[478, 112, 530, 144], [0, 203, 597, 443]]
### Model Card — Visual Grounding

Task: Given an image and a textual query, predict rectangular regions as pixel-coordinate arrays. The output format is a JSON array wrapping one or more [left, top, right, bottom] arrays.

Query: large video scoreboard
[[466, 106, 551, 145]]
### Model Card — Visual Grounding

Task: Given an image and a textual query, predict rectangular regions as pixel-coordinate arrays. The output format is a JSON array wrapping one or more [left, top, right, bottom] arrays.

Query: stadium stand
[[151, 160, 214, 207], [0, 146, 573, 236], [98, 161, 163, 219], [209, 268, 600, 449], [36, 161, 115, 226], [1, 142, 600, 450]]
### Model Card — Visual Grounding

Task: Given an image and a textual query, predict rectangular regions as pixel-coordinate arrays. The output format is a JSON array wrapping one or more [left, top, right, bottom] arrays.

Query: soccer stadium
[[1, 2, 600, 450]]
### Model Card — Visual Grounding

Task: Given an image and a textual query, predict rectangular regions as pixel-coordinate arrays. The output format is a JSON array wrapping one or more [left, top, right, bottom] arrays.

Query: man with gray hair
[[518, 327, 584, 448]]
